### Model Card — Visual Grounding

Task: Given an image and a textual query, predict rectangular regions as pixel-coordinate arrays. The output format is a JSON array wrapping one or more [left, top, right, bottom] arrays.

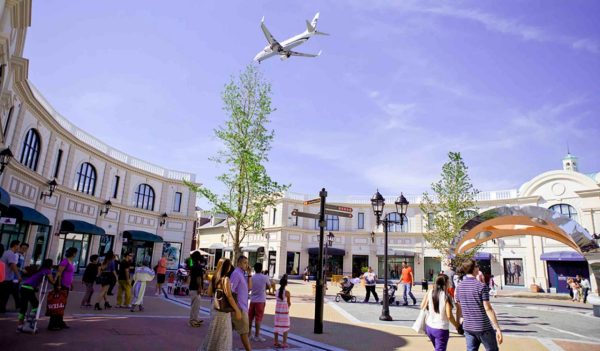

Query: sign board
[[0, 217, 17, 225], [304, 198, 321, 205], [324, 204, 353, 213], [324, 210, 353, 218], [291, 209, 321, 219]]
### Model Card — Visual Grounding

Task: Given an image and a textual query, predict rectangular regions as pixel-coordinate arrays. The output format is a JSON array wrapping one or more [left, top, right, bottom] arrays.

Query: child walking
[[274, 274, 291, 349], [167, 271, 175, 294]]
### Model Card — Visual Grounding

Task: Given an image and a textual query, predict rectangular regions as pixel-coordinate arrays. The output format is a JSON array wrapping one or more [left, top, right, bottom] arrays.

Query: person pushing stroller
[[335, 276, 357, 303]]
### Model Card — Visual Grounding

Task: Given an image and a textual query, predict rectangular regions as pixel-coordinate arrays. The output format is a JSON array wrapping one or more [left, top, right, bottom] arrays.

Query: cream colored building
[[197, 154, 600, 294], [0, 0, 198, 272]]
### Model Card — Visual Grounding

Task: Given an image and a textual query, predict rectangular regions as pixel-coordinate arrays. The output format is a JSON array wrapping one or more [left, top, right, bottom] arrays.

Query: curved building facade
[[198, 155, 600, 294], [0, 0, 198, 271]]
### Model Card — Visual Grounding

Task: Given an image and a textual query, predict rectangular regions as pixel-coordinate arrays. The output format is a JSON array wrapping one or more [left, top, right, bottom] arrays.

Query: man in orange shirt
[[397, 261, 417, 306], [155, 254, 168, 296]]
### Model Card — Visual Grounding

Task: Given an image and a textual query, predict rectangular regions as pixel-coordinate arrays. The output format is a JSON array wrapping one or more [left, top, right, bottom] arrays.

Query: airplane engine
[[280, 54, 289, 61]]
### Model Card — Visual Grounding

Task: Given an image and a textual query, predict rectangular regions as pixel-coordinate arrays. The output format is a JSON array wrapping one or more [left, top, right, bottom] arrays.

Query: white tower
[[562, 152, 578, 172]]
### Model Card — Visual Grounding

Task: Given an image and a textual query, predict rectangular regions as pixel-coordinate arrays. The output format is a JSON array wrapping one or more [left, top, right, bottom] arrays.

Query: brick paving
[[0, 279, 597, 350]]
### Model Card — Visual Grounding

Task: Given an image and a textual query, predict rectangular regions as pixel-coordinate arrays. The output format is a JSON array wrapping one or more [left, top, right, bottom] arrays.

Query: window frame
[[112, 175, 120, 199], [19, 128, 41, 171], [385, 212, 408, 233], [75, 162, 97, 196], [134, 183, 155, 211], [173, 191, 182, 212], [549, 204, 578, 222], [53, 149, 63, 179], [357, 212, 365, 229]]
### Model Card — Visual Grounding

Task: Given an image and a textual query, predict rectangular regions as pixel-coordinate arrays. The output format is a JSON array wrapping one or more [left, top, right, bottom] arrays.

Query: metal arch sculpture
[[450, 205, 600, 315]]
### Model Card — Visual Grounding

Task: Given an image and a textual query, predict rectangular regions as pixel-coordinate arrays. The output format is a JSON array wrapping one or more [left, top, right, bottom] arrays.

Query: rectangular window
[[286, 251, 300, 275], [3, 107, 13, 138], [112, 175, 120, 199], [173, 192, 182, 212], [358, 212, 365, 229], [294, 215, 298, 226], [53, 149, 63, 178], [272, 208, 277, 225]]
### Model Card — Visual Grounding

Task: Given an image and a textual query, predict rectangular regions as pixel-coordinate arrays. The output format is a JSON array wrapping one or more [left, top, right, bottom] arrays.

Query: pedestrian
[[443, 259, 456, 298], [50, 247, 78, 330], [81, 255, 99, 308], [421, 274, 462, 351], [200, 258, 241, 351], [188, 251, 205, 327], [567, 278, 581, 302], [0, 240, 22, 313], [579, 275, 591, 304], [361, 266, 379, 303], [155, 253, 168, 295], [17, 243, 29, 276], [108, 255, 119, 296], [488, 275, 497, 298], [230, 255, 252, 351], [249, 262, 270, 342], [274, 274, 291, 349], [95, 251, 117, 310], [303, 266, 309, 283], [167, 272, 176, 294], [131, 261, 155, 312], [116, 252, 133, 309], [455, 258, 502, 351], [397, 261, 417, 306], [17, 258, 55, 332]]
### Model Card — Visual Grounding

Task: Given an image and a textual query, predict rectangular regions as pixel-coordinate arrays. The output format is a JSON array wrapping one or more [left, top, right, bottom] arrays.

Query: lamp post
[[371, 190, 409, 321], [0, 147, 13, 175], [325, 232, 335, 278]]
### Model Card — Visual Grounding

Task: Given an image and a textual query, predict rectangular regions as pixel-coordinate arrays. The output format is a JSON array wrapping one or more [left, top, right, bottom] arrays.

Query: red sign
[[324, 204, 353, 213]]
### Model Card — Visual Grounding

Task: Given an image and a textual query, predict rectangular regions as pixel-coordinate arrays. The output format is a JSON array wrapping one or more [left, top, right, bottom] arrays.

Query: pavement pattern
[[0, 280, 599, 351]]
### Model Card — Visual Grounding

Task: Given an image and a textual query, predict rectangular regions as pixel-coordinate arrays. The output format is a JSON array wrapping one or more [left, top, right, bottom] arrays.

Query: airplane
[[254, 12, 328, 63]]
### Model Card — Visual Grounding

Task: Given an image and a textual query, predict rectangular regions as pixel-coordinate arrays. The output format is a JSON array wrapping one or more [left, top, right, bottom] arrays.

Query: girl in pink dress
[[274, 274, 291, 348]]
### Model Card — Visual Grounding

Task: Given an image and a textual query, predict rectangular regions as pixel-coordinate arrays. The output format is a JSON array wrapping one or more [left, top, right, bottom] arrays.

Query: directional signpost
[[291, 190, 354, 334]]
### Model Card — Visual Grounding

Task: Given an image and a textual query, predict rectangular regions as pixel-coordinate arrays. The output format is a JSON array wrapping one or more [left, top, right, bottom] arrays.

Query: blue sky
[[25, 1, 600, 207]]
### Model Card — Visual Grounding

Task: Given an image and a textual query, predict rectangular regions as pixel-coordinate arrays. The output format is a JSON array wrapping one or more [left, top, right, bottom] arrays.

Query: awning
[[208, 243, 225, 249], [60, 219, 105, 236], [540, 251, 585, 262], [393, 250, 415, 257], [242, 245, 265, 253], [123, 230, 163, 243], [5, 205, 50, 226], [224, 246, 236, 252], [308, 247, 346, 256], [191, 249, 213, 256], [0, 187, 10, 211], [474, 252, 492, 260]]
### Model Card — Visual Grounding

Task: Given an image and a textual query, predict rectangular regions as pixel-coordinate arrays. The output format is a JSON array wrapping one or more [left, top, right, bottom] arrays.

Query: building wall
[[0, 0, 198, 270]]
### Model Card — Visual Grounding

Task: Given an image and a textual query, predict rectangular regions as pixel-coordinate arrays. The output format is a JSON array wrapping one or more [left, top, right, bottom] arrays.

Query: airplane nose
[[253, 53, 261, 62]]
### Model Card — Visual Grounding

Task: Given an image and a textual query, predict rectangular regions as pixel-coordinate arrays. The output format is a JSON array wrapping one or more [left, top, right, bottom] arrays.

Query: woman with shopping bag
[[48, 247, 77, 330], [413, 274, 462, 351]]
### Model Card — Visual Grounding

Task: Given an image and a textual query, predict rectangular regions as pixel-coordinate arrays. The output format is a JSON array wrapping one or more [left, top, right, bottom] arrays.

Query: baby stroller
[[174, 268, 190, 296], [380, 284, 400, 306], [335, 277, 357, 303]]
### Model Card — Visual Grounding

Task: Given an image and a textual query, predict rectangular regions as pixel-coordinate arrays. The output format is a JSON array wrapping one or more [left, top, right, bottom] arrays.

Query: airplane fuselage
[[254, 32, 312, 62]]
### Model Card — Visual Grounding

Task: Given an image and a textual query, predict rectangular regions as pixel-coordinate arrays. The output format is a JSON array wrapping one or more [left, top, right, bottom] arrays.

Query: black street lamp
[[99, 200, 112, 217], [159, 213, 168, 227], [371, 190, 409, 321], [325, 232, 335, 278], [40, 179, 58, 200]]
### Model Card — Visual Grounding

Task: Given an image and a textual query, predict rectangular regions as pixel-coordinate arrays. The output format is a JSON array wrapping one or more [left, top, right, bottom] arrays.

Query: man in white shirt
[[249, 263, 270, 342], [361, 266, 379, 303], [578, 275, 591, 304]]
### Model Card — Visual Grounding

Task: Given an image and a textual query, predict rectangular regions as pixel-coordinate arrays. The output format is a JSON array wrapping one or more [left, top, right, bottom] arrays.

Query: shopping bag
[[411, 308, 428, 334], [46, 289, 68, 317]]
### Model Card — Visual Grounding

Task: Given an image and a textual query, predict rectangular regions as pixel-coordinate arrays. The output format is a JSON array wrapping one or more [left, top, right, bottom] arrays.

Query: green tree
[[186, 65, 289, 262], [420, 152, 479, 268]]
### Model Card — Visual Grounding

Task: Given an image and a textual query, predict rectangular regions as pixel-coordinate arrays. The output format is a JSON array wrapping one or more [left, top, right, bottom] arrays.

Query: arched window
[[20, 128, 41, 171], [549, 204, 578, 222], [75, 162, 97, 195], [386, 212, 408, 232], [135, 183, 155, 211]]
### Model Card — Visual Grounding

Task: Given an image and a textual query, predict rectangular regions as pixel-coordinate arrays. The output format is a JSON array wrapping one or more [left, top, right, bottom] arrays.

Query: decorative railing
[[29, 82, 196, 182]]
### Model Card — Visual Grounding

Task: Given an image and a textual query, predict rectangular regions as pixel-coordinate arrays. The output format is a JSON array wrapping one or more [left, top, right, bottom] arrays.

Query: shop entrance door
[[352, 255, 369, 277], [424, 257, 441, 282]]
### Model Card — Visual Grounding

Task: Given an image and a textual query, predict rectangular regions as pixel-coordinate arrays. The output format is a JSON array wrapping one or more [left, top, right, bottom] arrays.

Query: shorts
[[157, 274, 166, 284], [249, 302, 266, 323], [232, 310, 250, 335]]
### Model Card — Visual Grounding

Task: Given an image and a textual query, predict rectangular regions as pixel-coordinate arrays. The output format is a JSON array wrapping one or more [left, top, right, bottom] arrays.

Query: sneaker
[[255, 336, 267, 342], [188, 320, 203, 327], [249, 335, 256, 342], [413, 298, 417, 305]]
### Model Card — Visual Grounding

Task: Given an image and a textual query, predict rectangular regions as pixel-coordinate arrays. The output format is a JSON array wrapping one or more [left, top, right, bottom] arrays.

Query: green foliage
[[361, 266, 369, 274], [186, 65, 289, 262], [419, 152, 479, 268]]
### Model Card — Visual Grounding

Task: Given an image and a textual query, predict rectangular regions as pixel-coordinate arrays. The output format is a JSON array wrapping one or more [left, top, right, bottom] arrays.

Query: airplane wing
[[260, 17, 279, 46], [285, 50, 322, 58]]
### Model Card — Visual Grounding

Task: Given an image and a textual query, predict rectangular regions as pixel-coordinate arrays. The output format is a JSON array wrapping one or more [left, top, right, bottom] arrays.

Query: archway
[[450, 206, 600, 316]]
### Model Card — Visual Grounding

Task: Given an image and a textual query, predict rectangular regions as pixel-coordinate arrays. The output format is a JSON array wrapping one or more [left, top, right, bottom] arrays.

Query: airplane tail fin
[[306, 12, 329, 35]]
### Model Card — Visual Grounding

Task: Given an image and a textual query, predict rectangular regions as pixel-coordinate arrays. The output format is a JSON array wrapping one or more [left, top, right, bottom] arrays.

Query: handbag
[[412, 308, 428, 334], [213, 279, 237, 313], [46, 289, 68, 317]]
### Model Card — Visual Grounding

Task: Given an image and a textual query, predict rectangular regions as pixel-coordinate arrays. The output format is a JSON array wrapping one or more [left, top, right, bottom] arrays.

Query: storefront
[[242, 245, 265, 269], [57, 219, 106, 271], [541, 251, 589, 294], [474, 252, 492, 276], [308, 247, 345, 277], [378, 250, 414, 280], [1, 204, 51, 265], [423, 257, 441, 281], [122, 230, 163, 267], [352, 255, 369, 277]]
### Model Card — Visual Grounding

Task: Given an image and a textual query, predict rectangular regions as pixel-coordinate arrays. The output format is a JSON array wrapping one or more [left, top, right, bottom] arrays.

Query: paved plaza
[[1, 279, 599, 351]]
